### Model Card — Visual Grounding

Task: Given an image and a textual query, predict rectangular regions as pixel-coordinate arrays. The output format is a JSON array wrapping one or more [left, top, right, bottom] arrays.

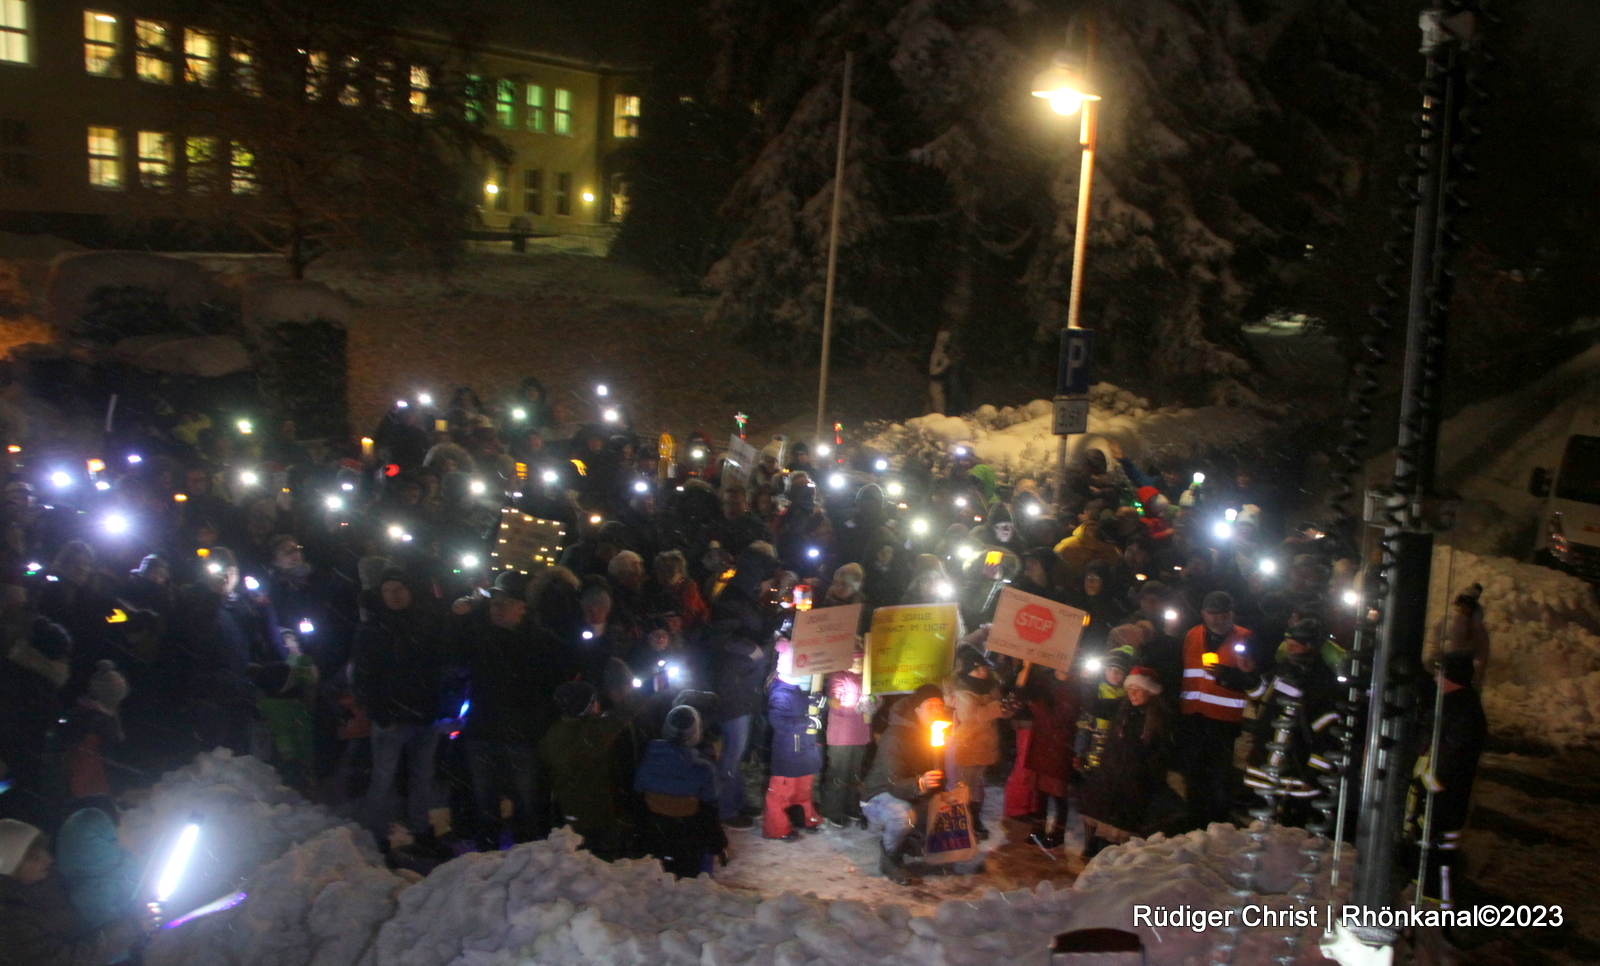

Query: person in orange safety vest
[[1177, 590, 1259, 829]]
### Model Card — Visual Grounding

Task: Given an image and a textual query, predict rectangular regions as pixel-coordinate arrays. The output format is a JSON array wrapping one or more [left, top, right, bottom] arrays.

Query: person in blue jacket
[[53, 806, 140, 963], [634, 705, 726, 878]]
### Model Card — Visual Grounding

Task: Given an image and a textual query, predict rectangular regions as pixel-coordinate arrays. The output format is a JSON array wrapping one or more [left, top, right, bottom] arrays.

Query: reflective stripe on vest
[[1179, 624, 1251, 722]]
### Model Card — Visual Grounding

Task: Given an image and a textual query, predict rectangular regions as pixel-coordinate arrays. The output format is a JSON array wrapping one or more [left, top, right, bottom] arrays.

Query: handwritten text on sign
[[790, 604, 861, 676], [985, 588, 1087, 671], [866, 604, 959, 694]]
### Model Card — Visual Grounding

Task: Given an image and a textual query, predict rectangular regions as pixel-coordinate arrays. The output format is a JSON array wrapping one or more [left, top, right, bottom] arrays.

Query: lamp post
[[815, 52, 854, 446], [1033, 24, 1101, 498]]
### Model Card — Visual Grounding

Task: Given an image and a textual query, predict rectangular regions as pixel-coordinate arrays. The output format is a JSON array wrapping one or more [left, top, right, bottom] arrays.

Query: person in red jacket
[[1177, 591, 1258, 830]]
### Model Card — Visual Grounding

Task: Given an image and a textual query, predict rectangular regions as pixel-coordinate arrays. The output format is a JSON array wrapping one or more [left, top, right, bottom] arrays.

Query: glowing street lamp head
[[127, 453, 143, 465], [387, 524, 403, 540], [1032, 55, 1100, 116]]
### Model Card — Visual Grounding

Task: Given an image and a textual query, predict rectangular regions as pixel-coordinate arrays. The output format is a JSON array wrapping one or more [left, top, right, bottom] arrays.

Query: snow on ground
[[1424, 547, 1600, 748], [133, 753, 1349, 966], [862, 385, 1279, 481]]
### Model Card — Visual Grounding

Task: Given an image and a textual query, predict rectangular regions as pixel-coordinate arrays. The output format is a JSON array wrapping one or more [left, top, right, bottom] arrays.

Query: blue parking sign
[[1057, 329, 1094, 396]]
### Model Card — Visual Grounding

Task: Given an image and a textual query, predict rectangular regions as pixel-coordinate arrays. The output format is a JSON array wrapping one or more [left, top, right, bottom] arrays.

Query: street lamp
[[1035, 23, 1101, 495]]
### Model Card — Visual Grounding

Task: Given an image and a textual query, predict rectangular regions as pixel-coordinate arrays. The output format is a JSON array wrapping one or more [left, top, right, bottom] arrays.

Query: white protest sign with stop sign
[[985, 587, 1087, 671], [789, 603, 861, 676]]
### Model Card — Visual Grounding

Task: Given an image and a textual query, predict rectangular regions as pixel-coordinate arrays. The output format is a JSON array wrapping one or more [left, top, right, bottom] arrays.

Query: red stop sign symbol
[[1014, 604, 1056, 644]]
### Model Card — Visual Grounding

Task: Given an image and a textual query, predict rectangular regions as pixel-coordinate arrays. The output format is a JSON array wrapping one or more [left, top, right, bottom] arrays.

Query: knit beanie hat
[[554, 681, 597, 718], [1103, 648, 1133, 674], [1454, 583, 1484, 611], [1124, 666, 1162, 695], [603, 656, 634, 696], [662, 704, 702, 746], [0, 819, 41, 876], [87, 660, 128, 712], [1202, 590, 1235, 614]]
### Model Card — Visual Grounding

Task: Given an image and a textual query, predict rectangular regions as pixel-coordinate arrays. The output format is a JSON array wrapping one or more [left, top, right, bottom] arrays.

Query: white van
[[1529, 405, 1600, 581]]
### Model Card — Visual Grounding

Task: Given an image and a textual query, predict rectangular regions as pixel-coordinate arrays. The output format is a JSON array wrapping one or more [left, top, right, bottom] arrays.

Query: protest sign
[[790, 604, 860, 676], [865, 603, 959, 694], [984, 587, 1087, 671], [723, 435, 759, 492]]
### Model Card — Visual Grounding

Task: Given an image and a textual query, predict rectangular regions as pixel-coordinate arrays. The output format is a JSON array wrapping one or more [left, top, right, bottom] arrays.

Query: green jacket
[[538, 713, 634, 835]]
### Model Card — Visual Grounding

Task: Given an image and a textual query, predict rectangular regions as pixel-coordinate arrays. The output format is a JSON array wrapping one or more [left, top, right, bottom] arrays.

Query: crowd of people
[[0, 377, 1493, 961]]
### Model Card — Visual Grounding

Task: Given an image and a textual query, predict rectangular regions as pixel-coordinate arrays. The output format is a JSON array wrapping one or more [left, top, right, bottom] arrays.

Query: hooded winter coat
[[767, 679, 822, 778], [945, 655, 1006, 768], [539, 712, 636, 840], [704, 547, 775, 722], [350, 601, 449, 727], [53, 808, 137, 933], [1078, 697, 1171, 838], [861, 688, 945, 803]]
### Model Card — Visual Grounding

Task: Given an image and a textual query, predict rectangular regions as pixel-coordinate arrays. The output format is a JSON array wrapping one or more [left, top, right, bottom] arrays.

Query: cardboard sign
[[865, 603, 959, 694], [985, 587, 1087, 671], [722, 434, 759, 492], [790, 603, 860, 676], [490, 509, 566, 572]]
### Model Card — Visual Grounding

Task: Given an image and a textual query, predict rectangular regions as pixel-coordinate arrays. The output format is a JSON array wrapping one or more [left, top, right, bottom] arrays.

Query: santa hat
[[1136, 486, 1161, 507], [1124, 666, 1162, 695]]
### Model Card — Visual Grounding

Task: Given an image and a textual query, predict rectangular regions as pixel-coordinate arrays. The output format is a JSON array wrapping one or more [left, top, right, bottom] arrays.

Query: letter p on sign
[[1014, 604, 1056, 644]]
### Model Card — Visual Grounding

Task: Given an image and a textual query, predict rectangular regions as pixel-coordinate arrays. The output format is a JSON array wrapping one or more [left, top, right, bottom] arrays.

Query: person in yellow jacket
[[1053, 500, 1122, 584], [1177, 590, 1258, 830]]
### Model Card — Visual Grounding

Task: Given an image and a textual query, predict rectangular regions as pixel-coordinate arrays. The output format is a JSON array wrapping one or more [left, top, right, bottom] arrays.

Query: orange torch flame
[[930, 721, 950, 748]]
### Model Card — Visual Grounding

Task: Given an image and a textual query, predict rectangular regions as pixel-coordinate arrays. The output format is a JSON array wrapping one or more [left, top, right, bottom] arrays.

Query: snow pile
[[1426, 548, 1600, 747], [863, 385, 1278, 480]]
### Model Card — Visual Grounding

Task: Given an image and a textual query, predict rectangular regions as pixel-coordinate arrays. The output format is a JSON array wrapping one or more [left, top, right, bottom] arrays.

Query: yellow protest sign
[[865, 603, 959, 694]]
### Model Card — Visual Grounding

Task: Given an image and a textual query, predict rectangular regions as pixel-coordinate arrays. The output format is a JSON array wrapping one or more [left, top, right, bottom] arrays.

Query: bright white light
[[25, 562, 41, 573], [1085, 658, 1102, 672], [588, 514, 602, 525], [388, 525, 403, 540], [470, 479, 486, 495], [1259, 559, 1278, 575], [602, 408, 619, 423], [582, 630, 594, 640], [1047, 90, 1085, 115], [959, 544, 979, 560], [401, 533, 413, 542], [631, 677, 642, 688], [512, 408, 527, 421], [244, 576, 259, 591], [103, 514, 129, 534], [633, 480, 649, 493], [828, 473, 846, 490], [542, 470, 559, 484], [236, 420, 253, 434], [1213, 521, 1233, 540], [50, 471, 72, 488], [94, 481, 111, 491], [954, 447, 969, 457], [325, 496, 343, 510], [461, 554, 479, 568], [1026, 503, 1042, 517], [691, 448, 706, 460], [935, 580, 954, 598], [886, 481, 904, 497], [582, 191, 596, 203], [911, 518, 930, 536], [954, 497, 968, 508], [239, 471, 259, 487], [814, 443, 831, 457], [156, 823, 201, 902], [595, 384, 609, 397], [1225, 508, 1238, 522], [341, 481, 354, 491], [667, 664, 681, 680], [1343, 590, 1361, 607], [807, 547, 820, 559], [1234, 643, 1247, 652], [1164, 608, 1179, 622], [418, 394, 433, 407], [874, 459, 888, 472], [1193, 472, 1205, 485], [127, 454, 143, 465], [298, 619, 314, 634], [396, 400, 409, 409], [484, 183, 499, 194]]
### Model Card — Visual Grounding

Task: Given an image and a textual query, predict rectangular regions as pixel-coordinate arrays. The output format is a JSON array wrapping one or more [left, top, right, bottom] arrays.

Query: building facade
[[0, 0, 642, 246]]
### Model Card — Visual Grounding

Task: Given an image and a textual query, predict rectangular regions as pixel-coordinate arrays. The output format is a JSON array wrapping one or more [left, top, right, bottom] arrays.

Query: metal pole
[[1053, 29, 1096, 501], [815, 51, 853, 444]]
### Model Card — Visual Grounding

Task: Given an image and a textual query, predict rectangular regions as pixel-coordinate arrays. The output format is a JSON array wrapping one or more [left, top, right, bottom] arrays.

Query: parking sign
[[1057, 329, 1094, 396]]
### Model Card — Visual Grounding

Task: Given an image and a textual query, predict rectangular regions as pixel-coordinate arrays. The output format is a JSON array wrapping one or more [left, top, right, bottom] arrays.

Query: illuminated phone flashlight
[[874, 459, 888, 472], [325, 495, 344, 511], [95, 481, 111, 491], [602, 408, 619, 423], [935, 580, 953, 599], [582, 630, 594, 640], [127, 453, 143, 465], [1085, 657, 1102, 673], [1213, 520, 1233, 540], [50, 470, 72, 489], [1027, 503, 1043, 518], [102, 513, 129, 535], [930, 720, 950, 748], [239, 470, 259, 487], [814, 443, 831, 457], [155, 818, 202, 904], [886, 481, 904, 497], [911, 518, 930, 536], [595, 384, 609, 397], [461, 553, 479, 568], [298, 619, 315, 635], [512, 408, 527, 421], [4, 445, 17, 454], [1343, 589, 1360, 607], [417, 393, 433, 407], [387, 524, 404, 540], [1164, 608, 1178, 622], [1225, 508, 1238, 522], [470, 479, 486, 495], [395, 400, 409, 409], [1234, 642, 1247, 653], [1258, 558, 1277, 575], [1192, 472, 1205, 485], [633, 480, 649, 494], [667, 663, 682, 680], [236, 419, 253, 435], [807, 547, 821, 559], [243, 576, 260, 592], [542, 469, 559, 484], [87, 458, 106, 474], [690, 447, 706, 460], [25, 562, 41, 574], [828, 473, 846, 490], [588, 513, 602, 525], [631, 677, 642, 689]]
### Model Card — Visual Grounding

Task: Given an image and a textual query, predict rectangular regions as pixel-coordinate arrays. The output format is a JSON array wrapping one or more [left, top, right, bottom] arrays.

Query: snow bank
[[863, 385, 1278, 480], [134, 753, 1347, 966], [1426, 548, 1600, 748]]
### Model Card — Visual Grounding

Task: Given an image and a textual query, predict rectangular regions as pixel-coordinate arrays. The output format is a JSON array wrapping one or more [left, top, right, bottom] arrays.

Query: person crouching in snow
[[0, 818, 146, 966], [1077, 667, 1170, 859], [763, 641, 824, 840], [635, 705, 726, 878], [539, 681, 637, 861], [943, 644, 1010, 841], [860, 684, 951, 884]]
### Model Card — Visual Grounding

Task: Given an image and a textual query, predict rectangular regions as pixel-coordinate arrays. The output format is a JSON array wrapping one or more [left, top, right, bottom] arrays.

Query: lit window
[[609, 172, 628, 219], [0, 0, 28, 65], [185, 135, 218, 193], [553, 88, 572, 135], [135, 20, 171, 83], [613, 95, 640, 138], [84, 12, 118, 76], [87, 126, 121, 189], [495, 79, 515, 127], [304, 50, 327, 99], [230, 40, 259, 95], [525, 84, 544, 132], [522, 168, 542, 214], [184, 29, 216, 86], [338, 55, 361, 106], [408, 65, 429, 114], [137, 131, 172, 189], [0, 119, 31, 184], [466, 73, 486, 124], [555, 171, 571, 216], [229, 142, 256, 194], [374, 59, 395, 109]]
